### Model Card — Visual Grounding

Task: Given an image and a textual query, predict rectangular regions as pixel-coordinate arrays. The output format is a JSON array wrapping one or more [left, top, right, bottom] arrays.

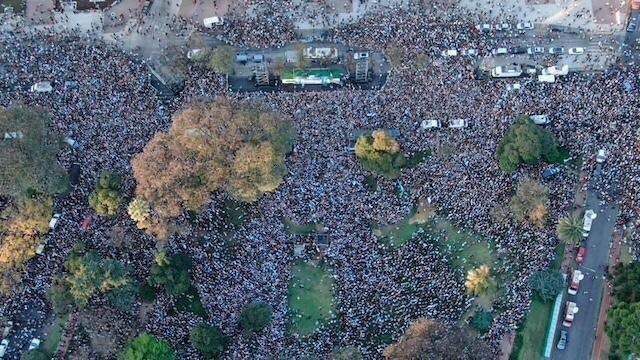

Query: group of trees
[[48, 247, 135, 313], [190, 46, 237, 75], [383, 319, 493, 360], [529, 270, 565, 302], [509, 179, 550, 227], [89, 172, 123, 216], [497, 117, 561, 173], [0, 195, 54, 295], [606, 263, 640, 358], [132, 99, 295, 239], [355, 130, 406, 179]]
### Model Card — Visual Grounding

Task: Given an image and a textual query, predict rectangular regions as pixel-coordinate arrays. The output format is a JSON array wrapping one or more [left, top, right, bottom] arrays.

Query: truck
[[562, 301, 579, 327], [583, 209, 597, 237], [568, 270, 585, 295]]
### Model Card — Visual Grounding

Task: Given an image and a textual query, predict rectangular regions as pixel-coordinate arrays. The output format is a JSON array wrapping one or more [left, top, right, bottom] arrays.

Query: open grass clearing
[[287, 262, 335, 337], [513, 294, 552, 360], [42, 314, 69, 355], [283, 218, 319, 237]]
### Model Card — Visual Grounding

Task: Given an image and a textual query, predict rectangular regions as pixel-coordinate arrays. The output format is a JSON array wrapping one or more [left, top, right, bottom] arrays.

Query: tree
[[132, 99, 294, 238], [128, 199, 151, 226], [122, 334, 175, 360], [0, 106, 68, 198], [497, 117, 560, 173], [48, 276, 74, 315], [149, 253, 193, 296], [383, 319, 492, 360], [605, 302, 640, 358], [65, 252, 104, 306], [465, 265, 493, 296], [207, 46, 236, 75], [190, 324, 228, 358], [556, 214, 584, 246], [355, 130, 406, 179], [239, 302, 273, 332], [510, 179, 550, 227], [21, 350, 49, 360], [611, 263, 640, 303], [89, 172, 122, 217], [469, 310, 493, 334], [529, 271, 565, 302]]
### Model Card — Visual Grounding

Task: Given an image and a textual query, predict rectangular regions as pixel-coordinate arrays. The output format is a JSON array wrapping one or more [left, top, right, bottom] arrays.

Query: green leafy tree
[[107, 282, 139, 313], [65, 252, 104, 306], [149, 253, 193, 296], [469, 310, 493, 334], [510, 179, 549, 227], [48, 276, 74, 315], [497, 117, 560, 173], [89, 172, 122, 216], [239, 302, 273, 332], [556, 214, 584, 246], [128, 199, 151, 226], [529, 271, 565, 302], [122, 334, 175, 360], [611, 263, 640, 303], [207, 46, 236, 75], [605, 302, 640, 358], [132, 99, 294, 239], [190, 324, 228, 358], [0, 106, 68, 197], [355, 130, 406, 179]]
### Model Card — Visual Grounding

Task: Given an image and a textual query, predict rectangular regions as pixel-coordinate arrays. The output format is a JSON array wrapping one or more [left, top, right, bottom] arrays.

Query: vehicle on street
[[492, 48, 508, 55], [30, 81, 52, 93], [527, 46, 545, 54], [449, 119, 468, 128], [461, 49, 478, 56], [203, 16, 223, 28], [538, 74, 556, 83], [576, 246, 587, 264], [583, 209, 597, 237], [562, 301, 579, 327], [28, 338, 40, 351], [508, 46, 527, 54], [568, 269, 585, 295], [596, 149, 607, 163], [516, 22, 534, 30], [491, 65, 522, 78], [557, 330, 568, 350], [549, 47, 565, 54], [441, 49, 458, 57], [35, 241, 46, 255], [476, 24, 492, 32], [49, 213, 61, 229], [421, 120, 441, 129], [542, 64, 569, 76], [568, 47, 585, 55], [494, 23, 510, 31], [530, 114, 550, 125], [542, 167, 561, 179], [0, 339, 8, 358], [187, 48, 205, 60]]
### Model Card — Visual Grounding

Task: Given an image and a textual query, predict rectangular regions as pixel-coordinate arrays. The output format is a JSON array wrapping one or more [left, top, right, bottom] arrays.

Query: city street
[[551, 164, 619, 360]]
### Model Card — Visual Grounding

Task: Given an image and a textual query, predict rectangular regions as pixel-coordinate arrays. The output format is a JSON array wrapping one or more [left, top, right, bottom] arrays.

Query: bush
[[470, 310, 494, 334], [239, 302, 273, 332], [497, 117, 560, 173], [140, 283, 157, 303], [190, 324, 228, 358], [108, 282, 139, 313], [149, 253, 193, 296], [21, 350, 49, 360], [529, 271, 565, 302], [89, 172, 122, 216], [122, 334, 175, 360]]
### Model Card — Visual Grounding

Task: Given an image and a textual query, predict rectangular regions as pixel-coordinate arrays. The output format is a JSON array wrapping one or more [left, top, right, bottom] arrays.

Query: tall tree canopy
[[122, 334, 175, 360], [0, 106, 68, 197], [611, 263, 640, 303], [510, 179, 550, 227], [355, 130, 406, 179], [190, 324, 228, 358], [497, 117, 560, 173], [132, 99, 294, 237], [606, 302, 640, 358], [383, 319, 493, 360]]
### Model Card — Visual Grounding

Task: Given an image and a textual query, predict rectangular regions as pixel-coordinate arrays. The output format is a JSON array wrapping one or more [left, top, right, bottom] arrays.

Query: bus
[[491, 65, 522, 78]]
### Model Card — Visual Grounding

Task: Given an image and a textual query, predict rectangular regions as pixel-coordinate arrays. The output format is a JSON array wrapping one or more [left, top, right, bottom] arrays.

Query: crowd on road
[[1, 2, 640, 359]]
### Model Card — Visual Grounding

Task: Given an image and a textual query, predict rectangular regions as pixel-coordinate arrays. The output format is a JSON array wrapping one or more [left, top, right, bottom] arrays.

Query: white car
[[492, 48, 508, 55], [568, 47, 585, 54], [462, 48, 478, 56], [441, 49, 458, 57], [421, 120, 441, 129], [49, 213, 61, 229], [28, 338, 40, 351], [596, 149, 607, 163], [30, 81, 52, 93], [0, 339, 8, 358], [477, 24, 492, 32], [496, 23, 510, 31]]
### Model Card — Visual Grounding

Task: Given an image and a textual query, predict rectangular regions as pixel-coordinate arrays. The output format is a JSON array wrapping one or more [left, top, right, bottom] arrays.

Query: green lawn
[[42, 314, 69, 355], [0, 0, 25, 13], [513, 295, 552, 360], [283, 218, 318, 236], [404, 150, 431, 168], [376, 221, 422, 248], [287, 262, 335, 337]]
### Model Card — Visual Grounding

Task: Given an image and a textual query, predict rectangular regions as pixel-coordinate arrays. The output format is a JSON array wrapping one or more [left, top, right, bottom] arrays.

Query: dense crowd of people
[[1, 1, 639, 359]]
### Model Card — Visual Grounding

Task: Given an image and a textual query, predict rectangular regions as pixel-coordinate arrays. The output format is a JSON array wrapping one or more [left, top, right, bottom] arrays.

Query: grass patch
[[549, 146, 571, 165], [514, 294, 552, 360], [42, 314, 69, 355], [404, 150, 431, 168], [175, 286, 207, 318], [428, 218, 496, 273], [376, 221, 422, 248], [287, 262, 335, 337], [551, 244, 565, 271], [283, 218, 318, 236], [0, 0, 25, 13]]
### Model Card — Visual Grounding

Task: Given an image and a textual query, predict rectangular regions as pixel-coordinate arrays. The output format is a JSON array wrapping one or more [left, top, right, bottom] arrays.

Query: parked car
[[576, 246, 587, 264], [568, 47, 585, 54], [508, 46, 527, 54], [476, 24, 492, 32], [441, 49, 458, 57], [542, 167, 561, 180], [516, 22, 534, 30], [527, 46, 545, 54], [0, 339, 8, 358], [28, 338, 40, 351], [557, 330, 568, 350], [49, 213, 61, 229], [492, 48, 508, 55], [549, 47, 565, 54], [596, 149, 607, 163], [462, 48, 478, 56], [568, 269, 585, 295]]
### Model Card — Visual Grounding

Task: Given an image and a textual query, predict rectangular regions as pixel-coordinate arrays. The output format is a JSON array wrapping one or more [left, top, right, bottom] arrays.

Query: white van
[[449, 119, 468, 128], [583, 209, 597, 237], [421, 120, 441, 129], [530, 115, 550, 125], [542, 64, 569, 76], [49, 214, 61, 229], [203, 16, 223, 28], [538, 74, 556, 83], [30, 81, 52, 93]]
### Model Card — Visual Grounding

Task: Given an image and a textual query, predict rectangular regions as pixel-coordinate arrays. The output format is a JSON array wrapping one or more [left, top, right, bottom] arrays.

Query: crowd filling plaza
[[1, 1, 640, 359]]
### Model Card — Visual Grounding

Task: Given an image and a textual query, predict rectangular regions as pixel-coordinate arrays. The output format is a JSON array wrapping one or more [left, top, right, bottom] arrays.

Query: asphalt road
[[551, 165, 619, 360]]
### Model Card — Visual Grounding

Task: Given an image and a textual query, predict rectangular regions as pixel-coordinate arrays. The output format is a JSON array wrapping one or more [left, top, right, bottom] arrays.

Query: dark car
[[542, 167, 561, 180], [508, 46, 527, 54], [557, 330, 568, 350]]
